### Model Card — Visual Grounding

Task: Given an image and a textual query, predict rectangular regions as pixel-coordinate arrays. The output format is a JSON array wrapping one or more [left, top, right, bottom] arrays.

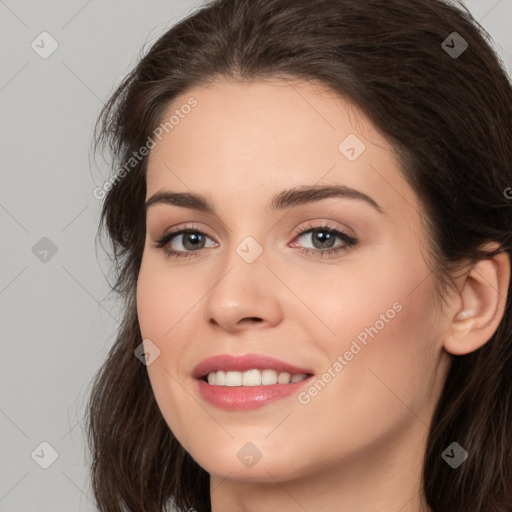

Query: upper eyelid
[[292, 220, 353, 238]]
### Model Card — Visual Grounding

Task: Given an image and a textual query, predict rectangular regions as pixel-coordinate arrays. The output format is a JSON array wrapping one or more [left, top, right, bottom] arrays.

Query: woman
[[86, 0, 512, 511]]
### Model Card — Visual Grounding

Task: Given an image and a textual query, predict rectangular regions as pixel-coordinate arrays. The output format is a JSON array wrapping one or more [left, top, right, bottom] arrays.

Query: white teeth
[[205, 369, 309, 386], [215, 370, 226, 385], [242, 369, 262, 386], [277, 371, 291, 384], [225, 371, 243, 386], [261, 369, 278, 385]]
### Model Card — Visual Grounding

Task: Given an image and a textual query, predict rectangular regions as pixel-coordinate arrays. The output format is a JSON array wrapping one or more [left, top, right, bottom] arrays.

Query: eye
[[153, 224, 217, 259], [152, 222, 358, 260], [290, 222, 358, 258]]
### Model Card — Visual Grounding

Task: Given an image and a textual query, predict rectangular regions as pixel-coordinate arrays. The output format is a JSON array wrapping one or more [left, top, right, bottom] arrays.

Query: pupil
[[184, 232, 203, 250], [314, 231, 335, 249]]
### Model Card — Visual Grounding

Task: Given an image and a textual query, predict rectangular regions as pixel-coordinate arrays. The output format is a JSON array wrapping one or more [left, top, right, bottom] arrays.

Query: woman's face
[[137, 78, 452, 485]]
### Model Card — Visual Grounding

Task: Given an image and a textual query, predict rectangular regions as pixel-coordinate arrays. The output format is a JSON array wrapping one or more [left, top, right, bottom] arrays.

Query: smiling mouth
[[201, 369, 312, 386]]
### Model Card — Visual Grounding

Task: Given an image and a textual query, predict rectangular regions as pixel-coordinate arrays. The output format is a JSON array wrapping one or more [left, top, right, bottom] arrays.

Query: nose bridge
[[217, 208, 270, 272], [202, 230, 284, 330]]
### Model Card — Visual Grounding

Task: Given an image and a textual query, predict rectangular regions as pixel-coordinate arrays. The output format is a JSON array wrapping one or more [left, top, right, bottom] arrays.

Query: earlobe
[[443, 249, 510, 356]]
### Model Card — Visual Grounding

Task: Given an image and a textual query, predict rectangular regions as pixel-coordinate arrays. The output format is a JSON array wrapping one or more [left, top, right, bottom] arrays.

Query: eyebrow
[[144, 184, 384, 214]]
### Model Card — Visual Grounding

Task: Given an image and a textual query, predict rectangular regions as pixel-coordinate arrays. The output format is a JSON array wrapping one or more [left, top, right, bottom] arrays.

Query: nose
[[203, 243, 284, 333]]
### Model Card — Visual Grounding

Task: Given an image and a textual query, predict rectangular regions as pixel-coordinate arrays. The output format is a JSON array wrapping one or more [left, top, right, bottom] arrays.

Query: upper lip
[[192, 353, 314, 379]]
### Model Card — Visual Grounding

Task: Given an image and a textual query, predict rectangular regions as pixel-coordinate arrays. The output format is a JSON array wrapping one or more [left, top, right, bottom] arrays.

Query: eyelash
[[152, 222, 358, 260]]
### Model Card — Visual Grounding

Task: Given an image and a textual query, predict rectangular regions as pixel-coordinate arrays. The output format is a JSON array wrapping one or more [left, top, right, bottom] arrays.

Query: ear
[[443, 245, 510, 356]]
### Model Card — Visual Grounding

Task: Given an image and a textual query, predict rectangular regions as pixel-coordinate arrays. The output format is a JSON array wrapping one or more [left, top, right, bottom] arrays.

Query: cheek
[[310, 249, 441, 400], [136, 256, 200, 340], [327, 280, 440, 425], [136, 267, 169, 340], [136, 259, 201, 450], [289, 282, 440, 463]]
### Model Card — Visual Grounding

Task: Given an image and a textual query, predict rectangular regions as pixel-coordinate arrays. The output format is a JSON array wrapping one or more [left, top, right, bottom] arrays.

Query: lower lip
[[196, 377, 313, 410]]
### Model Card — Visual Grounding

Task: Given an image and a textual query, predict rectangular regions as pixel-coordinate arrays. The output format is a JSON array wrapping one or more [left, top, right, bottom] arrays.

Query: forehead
[[145, 78, 421, 222]]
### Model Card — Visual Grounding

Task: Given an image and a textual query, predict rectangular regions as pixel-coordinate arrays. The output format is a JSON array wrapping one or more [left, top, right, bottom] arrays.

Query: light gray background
[[1, 1, 511, 511]]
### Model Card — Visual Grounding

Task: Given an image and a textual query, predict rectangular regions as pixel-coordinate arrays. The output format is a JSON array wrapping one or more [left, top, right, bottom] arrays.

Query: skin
[[136, 77, 510, 512]]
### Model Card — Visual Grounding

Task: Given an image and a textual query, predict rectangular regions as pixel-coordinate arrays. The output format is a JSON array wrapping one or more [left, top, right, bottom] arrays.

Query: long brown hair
[[86, 0, 512, 510]]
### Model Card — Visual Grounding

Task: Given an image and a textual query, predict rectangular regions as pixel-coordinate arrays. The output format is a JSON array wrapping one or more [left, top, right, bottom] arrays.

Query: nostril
[[241, 316, 262, 322], [236, 317, 264, 325], [238, 317, 264, 325]]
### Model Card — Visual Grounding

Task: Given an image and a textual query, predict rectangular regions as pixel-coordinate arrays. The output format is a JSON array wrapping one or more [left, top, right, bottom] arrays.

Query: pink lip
[[192, 353, 314, 411]]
